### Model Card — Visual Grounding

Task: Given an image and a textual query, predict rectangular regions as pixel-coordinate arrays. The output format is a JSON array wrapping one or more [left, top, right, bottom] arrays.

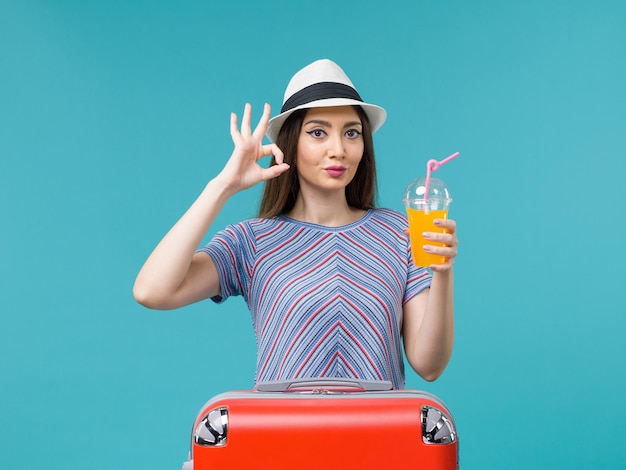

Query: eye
[[306, 129, 327, 139], [345, 129, 362, 139]]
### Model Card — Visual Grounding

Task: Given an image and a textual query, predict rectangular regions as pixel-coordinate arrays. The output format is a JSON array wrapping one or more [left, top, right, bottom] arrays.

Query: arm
[[133, 103, 289, 310], [402, 219, 458, 381]]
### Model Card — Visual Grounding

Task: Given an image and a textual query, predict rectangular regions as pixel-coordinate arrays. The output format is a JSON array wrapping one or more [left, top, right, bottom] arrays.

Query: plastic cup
[[403, 177, 452, 267]]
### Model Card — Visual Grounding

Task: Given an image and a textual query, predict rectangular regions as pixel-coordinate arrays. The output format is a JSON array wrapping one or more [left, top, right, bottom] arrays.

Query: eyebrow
[[303, 119, 363, 128]]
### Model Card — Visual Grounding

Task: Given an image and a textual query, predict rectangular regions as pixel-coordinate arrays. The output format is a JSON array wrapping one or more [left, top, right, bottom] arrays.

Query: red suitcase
[[182, 378, 458, 469]]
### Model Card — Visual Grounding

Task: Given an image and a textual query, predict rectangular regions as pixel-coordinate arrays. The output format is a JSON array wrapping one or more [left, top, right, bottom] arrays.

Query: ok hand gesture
[[217, 103, 290, 193]]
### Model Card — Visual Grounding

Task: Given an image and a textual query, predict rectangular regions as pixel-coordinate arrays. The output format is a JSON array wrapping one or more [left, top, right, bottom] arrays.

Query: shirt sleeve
[[197, 223, 253, 304], [403, 262, 432, 304]]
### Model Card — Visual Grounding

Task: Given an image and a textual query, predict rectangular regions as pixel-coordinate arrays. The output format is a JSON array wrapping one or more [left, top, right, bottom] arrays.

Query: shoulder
[[239, 216, 288, 234], [221, 217, 293, 245], [366, 208, 408, 229], [220, 217, 279, 234], [355, 209, 409, 249], [207, 217, 284, 259]]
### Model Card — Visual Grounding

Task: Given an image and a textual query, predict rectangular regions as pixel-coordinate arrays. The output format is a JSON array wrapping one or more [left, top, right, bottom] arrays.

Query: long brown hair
[[258, 106, 378, 218]]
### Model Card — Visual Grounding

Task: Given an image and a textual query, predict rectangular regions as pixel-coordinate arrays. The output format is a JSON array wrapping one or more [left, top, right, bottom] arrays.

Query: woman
[[133, 59, 458, 388]]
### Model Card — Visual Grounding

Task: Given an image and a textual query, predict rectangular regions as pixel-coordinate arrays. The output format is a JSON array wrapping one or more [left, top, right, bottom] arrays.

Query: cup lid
[[403, 177, 452, 203]]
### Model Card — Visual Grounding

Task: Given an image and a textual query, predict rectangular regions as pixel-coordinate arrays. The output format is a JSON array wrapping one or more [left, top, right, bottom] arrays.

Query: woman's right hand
[[133, 103, 288, 310], [217, 103, 290, 193]]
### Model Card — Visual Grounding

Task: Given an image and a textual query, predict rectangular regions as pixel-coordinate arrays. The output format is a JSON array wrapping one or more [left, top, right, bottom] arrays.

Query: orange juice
[[406, 208, 449, 266]]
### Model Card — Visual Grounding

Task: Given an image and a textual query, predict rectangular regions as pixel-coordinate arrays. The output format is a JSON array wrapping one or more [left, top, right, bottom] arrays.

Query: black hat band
[[281, 82, 363, 113]]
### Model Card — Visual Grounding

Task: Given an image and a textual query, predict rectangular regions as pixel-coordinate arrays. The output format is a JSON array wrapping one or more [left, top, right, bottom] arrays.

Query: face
[[296, 106, 364, 196]]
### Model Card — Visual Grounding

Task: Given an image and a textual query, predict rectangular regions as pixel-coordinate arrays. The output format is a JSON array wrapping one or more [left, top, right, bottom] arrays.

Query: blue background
[[2, 1, 625, 468]]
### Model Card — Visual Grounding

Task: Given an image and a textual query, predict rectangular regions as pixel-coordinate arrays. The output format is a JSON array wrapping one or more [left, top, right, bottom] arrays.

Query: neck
[[287, 191, 365, 227]]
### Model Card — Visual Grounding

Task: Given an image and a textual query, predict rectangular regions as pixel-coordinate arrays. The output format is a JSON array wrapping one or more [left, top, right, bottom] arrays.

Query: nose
[[327, 132, 346, 159]]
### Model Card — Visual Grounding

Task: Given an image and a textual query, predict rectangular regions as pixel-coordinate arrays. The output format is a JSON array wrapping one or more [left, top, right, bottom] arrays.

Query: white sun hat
[[265, 59, 387, 143]]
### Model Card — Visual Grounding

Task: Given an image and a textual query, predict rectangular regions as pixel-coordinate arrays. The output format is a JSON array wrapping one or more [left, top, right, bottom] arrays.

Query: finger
[[426, 250, 456, 271], [426, 239, 457, 253], [423, 231, 444, 243], [230, 112, 240, 142], [261, 143, 284, 164], [259, 162, 290, 181], [241, 103, 252, 136], [424, 244, 458, 261], [253, 103, 271, 140], [430, 261, 453, 273], [434, 218, 456, 233], [424, 231, 458, 247]]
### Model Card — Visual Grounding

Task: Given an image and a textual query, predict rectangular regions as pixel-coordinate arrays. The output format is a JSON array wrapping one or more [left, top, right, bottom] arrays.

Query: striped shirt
[[200, 208, 431, 389]]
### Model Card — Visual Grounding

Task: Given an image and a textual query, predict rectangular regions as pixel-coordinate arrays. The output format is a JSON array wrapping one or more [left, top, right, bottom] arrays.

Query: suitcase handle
[[256, 378, 393, 393]]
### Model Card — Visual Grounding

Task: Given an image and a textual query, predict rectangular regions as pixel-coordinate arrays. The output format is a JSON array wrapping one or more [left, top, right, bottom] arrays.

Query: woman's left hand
[[423, 218, 458, 272]]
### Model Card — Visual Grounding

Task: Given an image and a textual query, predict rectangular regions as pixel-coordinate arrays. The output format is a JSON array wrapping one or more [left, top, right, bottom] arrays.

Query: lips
[[324, 166, 347, 178]]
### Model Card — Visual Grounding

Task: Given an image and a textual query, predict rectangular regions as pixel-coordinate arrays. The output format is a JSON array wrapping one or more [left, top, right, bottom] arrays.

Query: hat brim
[[265, 98, 387, 143]]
